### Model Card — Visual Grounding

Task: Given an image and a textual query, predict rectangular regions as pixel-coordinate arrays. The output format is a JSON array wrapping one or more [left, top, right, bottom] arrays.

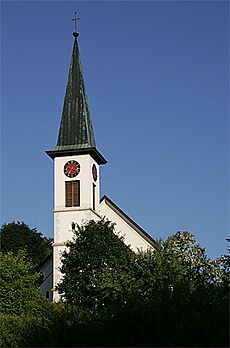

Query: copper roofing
[[47, 36, 104, 160]]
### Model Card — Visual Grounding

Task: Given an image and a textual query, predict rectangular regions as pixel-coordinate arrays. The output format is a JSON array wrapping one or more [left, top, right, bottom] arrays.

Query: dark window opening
[[46, 291, 49, 299], [93, 183, 96, 210]]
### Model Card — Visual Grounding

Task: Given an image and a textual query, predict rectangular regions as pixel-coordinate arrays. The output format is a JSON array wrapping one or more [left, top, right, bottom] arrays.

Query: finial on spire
[[72, 11, 80, 37]]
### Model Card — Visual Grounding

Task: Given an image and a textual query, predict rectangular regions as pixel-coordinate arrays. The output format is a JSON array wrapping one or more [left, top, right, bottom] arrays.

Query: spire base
[[73, 32, 79, 38]]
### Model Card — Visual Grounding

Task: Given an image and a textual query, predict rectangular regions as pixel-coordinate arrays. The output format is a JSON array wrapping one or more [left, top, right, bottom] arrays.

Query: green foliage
[[0, 312, 53, 348], [57, 222, 229, 347], [58, 219, 134, 309], [0, 313, 34, 348], [0, 251, 55, 347], [0, 220, 228, 347], [121, 232, 229, 347], [162, 231, 228, 285], [0, 221, 52, 266], [0, 251, 43, 315]]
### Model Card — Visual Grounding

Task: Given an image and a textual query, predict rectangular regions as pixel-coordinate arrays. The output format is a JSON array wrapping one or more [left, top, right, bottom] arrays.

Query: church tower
[[46, 31, 107, 300]]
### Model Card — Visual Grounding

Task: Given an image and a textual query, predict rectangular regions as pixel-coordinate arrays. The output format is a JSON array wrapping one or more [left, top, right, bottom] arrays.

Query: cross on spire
[[72, 11, 80, 36]]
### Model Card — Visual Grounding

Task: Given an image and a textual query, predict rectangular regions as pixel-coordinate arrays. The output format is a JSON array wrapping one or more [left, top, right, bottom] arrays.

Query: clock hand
[[68, 166, 76, 173]]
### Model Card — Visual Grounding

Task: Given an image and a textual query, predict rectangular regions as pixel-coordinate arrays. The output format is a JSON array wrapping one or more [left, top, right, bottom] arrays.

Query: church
[[40, 29, 155, 301]]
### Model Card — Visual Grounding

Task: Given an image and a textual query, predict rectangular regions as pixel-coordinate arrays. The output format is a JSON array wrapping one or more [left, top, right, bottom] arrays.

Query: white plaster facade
[[51, 152, 155, 301], [54, 154, 100, 211], [39, 255, 53, 300], [99, 196, 154, 252], [53, 153, 101, 301]]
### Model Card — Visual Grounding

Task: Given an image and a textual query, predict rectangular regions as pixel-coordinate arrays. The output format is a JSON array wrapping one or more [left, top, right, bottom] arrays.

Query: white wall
[[53, 208, 101, 302], [54, 154, 100, 211], [39, 257, 53, 300], [99, 199, 153, 252], [53, 153, 101, 301], [52, 153, 154, 301]]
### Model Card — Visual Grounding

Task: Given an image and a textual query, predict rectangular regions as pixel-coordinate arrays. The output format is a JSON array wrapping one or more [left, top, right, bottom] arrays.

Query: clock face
[[64, 160, 80, 178], [92, 164, 97, 182]]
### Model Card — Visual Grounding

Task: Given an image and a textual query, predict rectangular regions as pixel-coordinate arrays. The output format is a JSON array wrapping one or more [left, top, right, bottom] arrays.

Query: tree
[[57, 223, 229, 347], [58, 219, 134, 310], [124, 232, 229, 347], [0, 251, 45, 315], [0, 251, 54, 348], [0, 221, 52, 266]]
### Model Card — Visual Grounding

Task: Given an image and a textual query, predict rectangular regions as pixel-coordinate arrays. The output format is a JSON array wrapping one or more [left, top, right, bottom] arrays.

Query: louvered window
[[65, 181, 80, 207]]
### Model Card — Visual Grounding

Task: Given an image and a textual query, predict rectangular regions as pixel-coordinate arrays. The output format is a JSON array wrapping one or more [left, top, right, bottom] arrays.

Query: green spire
[[47, 35, 107, 164], [57, 37, 96, 149]]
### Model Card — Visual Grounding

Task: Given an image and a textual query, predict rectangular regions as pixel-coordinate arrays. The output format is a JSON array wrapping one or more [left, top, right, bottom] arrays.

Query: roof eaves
[[46, 147, 107, 165], [37, 252, 53, 270]]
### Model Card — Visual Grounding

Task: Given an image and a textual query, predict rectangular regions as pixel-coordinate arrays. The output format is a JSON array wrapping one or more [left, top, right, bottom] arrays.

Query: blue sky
[[1, 1, 229, 259]]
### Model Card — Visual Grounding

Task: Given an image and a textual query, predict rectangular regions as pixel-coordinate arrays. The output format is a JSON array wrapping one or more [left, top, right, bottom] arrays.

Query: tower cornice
[[46, 146, 107, 165]]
